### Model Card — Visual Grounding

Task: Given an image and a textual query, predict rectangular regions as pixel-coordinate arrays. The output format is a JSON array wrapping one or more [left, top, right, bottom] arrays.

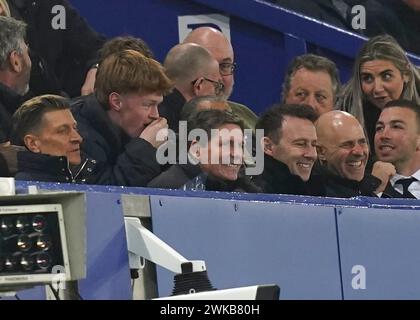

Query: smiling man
[[11, 95, 98, 183], [315, 110, 392, 197], [253, 104, 318, 195], [148, 109, 258, 192], [375, 99, 420, 199], [71, 49, 173, 187]]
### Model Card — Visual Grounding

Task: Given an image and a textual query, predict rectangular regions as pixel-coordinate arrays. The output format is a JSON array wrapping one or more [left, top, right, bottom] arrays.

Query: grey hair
[[338, 34, 420, 128], [0, 16, 27, 69], [180, 95, 227, 121], [281, 53, 341, 102]]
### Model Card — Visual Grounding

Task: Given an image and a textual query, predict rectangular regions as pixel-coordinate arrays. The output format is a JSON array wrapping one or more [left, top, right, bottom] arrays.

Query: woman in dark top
[[338, 35, 420, 157]]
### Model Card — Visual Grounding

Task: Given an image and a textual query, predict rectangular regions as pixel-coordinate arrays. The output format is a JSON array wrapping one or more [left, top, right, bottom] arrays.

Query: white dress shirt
[[389, 169, 420, 199]]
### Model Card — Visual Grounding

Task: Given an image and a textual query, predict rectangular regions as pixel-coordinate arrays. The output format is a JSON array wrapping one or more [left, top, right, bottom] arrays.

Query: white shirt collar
[[390, 168, 420, 186]]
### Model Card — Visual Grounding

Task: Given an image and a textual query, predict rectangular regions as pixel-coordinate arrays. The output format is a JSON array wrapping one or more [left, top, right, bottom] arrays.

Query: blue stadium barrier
[[150, 195, 342, 300], [11, 181, 420, 299], [70, 0, 420, 115], [338, 206, 420, 300]]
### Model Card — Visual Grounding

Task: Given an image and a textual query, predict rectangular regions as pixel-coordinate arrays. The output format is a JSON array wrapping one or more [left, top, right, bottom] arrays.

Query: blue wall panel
[[338, 206, 420, 300], [78, 193, 131, 300], [150, 196, 342, 299]]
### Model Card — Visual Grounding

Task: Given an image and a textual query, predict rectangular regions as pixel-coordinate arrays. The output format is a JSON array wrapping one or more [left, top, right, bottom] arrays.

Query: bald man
[[159, 43, 223, 132], [314, 110, 395, 197], [183, 27, 258, 131]]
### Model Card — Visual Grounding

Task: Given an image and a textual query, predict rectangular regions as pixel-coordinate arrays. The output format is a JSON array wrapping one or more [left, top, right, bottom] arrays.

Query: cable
[[131, 278, 136, 291], [48, 284, 60, 300], [14, 294, 20, 300]]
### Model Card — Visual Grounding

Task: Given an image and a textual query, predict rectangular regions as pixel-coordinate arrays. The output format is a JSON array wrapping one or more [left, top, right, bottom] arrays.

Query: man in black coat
[[12, 94, 102, 184], [314, 110, 394, 198], [71, 49, 173, 187], [0, 16, 32, 143], [159, 43, 224, 133], [6, 0, 106, 97], [252, 104, 319, 195], [148, 109, 259, 193]]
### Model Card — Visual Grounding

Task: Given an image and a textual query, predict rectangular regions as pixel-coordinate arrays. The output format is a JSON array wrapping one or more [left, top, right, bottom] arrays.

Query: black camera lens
[[17, 235, 32, 251], [0, 218, 14, 236], [16, 216, 31, 233], [36, 235, 52, 251], [32, 215, 47, 232], [4, 256, 17, 271], [20, 254, 35, 271], [36, 253, 51, 270]]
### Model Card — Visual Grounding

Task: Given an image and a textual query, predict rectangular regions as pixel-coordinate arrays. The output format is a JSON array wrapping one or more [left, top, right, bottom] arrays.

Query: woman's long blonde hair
[[338, 34, 420, 128], [0, 0, 11, 17]]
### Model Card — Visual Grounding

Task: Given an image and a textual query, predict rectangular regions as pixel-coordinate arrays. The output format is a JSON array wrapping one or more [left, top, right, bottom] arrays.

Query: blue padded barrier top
[[14, 180, 420, 209]]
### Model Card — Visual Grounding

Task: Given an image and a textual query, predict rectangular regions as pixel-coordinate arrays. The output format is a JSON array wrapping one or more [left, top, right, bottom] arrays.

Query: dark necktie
[[395, 177, 417, 199]]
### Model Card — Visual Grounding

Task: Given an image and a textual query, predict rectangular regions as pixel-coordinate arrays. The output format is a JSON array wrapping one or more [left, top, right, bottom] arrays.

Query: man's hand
[[139, 118, 168, 149], [81, 67, 98, 96], [372, 161, 396, 193]]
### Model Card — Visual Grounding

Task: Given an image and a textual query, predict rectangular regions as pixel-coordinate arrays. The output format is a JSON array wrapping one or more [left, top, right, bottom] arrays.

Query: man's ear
[[108, 92, 122, 111], [317, 144, 327, 162], [192, 78, 203, 96], [262, 137, 274, 156], [23, 134, 41, 153], [416, 135, 420, 151], [189, 139, 201, 158], [9, 50, 23, 73]]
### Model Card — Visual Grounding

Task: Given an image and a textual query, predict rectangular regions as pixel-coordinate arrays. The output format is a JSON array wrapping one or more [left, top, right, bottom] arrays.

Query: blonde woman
[[338, 34, 420, 153], [0, 0, 10, 17]]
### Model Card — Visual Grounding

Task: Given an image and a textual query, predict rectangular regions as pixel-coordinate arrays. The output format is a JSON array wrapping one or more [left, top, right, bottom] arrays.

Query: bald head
[[183, 27, 233, 59], [316, 111, 359, 142], [316, 111, 369, 181], [184, 27, 235, 98], [164, 43, 222, 101]]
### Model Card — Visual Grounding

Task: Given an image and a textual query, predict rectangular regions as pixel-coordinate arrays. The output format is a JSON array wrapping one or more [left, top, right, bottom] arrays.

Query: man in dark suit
[[375, 100, 420, 199]]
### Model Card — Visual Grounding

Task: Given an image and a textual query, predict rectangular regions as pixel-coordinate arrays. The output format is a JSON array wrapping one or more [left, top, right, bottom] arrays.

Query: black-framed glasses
[[191, 77, 225, 96], [219, 62, 236, 76]]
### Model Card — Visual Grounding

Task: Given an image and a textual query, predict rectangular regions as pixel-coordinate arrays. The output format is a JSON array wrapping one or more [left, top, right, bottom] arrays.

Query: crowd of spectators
[[1, 0, 420, 199]]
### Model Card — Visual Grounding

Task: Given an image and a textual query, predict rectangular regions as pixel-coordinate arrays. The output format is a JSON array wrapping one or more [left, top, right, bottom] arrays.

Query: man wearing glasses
[[183, 27, 258, 131], [159, 43, 224, 133]]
